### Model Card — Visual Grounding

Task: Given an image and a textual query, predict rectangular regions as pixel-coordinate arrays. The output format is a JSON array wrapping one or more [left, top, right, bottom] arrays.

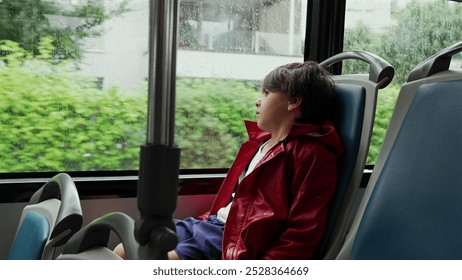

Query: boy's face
[[255, 88, 292, 132]]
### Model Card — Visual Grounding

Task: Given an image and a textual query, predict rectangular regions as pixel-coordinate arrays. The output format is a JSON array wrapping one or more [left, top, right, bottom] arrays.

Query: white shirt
[[216, 141, 268, 223]]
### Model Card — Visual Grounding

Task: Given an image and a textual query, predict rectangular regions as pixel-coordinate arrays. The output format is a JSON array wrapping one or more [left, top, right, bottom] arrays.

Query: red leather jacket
[[201, 120, 343, 259]]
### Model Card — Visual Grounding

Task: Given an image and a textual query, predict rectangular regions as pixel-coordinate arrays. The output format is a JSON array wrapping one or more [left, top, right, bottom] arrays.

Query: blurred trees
[[0, 0, 129, 62]]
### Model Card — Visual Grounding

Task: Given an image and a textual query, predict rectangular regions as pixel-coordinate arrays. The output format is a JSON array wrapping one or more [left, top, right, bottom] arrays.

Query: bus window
[[0, 0, 146, 173], [176, 0, 307, 168], [0, 0, 307, 173], [343, 0, 462, 164]]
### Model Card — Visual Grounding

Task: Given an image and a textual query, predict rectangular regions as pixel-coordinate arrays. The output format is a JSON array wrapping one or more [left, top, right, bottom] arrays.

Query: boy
[[115, 61, 343, 259]]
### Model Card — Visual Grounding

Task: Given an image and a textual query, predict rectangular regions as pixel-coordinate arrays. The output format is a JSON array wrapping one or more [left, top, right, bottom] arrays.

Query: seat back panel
[[350, 80, 462, 259]]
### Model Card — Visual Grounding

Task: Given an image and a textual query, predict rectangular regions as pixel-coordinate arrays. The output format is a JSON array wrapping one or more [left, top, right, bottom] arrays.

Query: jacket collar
[[244, 120, 344, 157]]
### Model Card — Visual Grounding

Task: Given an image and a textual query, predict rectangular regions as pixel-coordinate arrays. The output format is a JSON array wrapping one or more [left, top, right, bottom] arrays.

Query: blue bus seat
[[337, 41, 462, 259], [7, 209, 53, 260], [7, 173, 83, 260], [315, 51, 394, 259]]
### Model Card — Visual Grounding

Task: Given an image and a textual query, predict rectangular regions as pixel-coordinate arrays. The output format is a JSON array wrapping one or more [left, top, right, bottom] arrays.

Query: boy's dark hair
[[262, 61, 335, 124]]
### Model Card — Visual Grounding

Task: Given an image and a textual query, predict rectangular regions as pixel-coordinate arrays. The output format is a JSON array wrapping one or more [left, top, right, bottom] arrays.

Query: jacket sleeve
[[260, 148, 337, 259]]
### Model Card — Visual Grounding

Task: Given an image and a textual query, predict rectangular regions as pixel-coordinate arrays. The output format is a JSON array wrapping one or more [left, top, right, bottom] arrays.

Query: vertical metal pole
[[135, 0, 180, 259], [147, 0, 177, 146]]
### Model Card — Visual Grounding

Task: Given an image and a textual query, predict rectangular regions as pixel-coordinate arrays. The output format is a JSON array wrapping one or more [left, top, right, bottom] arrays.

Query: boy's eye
[[262, 89, 270, 96]]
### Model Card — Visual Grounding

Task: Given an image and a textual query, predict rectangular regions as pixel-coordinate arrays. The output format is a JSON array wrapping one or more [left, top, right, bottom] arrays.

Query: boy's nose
[[255, 98, 261, 107]]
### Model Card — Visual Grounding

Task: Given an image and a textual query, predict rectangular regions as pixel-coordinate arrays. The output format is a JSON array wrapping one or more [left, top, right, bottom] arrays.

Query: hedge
[[0, 62, 260, 171]]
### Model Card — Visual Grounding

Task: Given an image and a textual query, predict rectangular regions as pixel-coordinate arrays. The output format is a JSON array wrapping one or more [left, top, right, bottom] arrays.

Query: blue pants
[[173, 215, 225, 260]]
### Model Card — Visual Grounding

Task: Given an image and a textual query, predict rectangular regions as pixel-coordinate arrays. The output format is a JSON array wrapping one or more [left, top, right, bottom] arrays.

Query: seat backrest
[[337, 41, 462, 259], [7, 173, 83, 260], [314, 51, 394, 259], [57, 212, 139, 260]]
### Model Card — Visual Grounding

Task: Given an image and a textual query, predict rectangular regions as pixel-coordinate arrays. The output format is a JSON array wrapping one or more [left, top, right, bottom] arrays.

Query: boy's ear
[[288, 97, 302, 111]]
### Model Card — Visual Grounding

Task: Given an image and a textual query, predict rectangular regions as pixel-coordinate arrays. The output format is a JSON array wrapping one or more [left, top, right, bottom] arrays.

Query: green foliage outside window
[[0, 38, 260, 172], [343, 0, 462, 163], [176, 78, 260, 168], [0, 39, 144, 171], [344, 0, 462, 85]]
